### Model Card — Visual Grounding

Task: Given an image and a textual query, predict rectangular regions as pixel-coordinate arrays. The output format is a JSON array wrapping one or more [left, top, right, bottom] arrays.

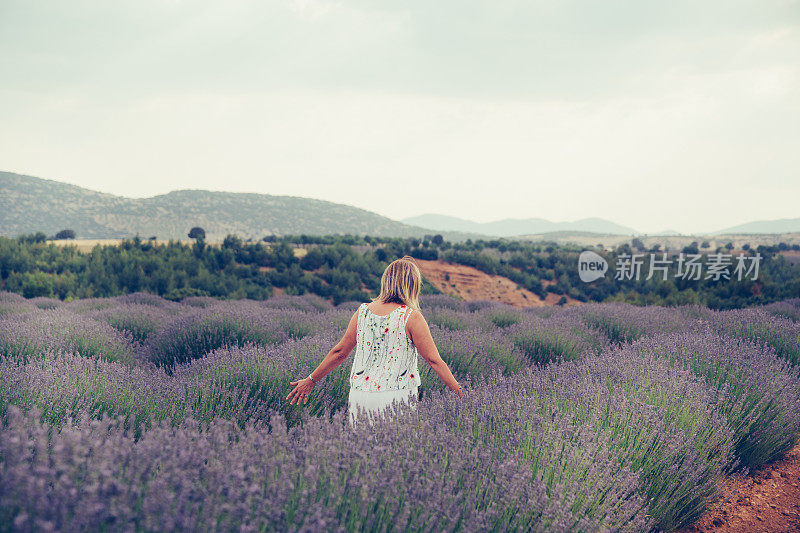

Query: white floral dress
[[348, 303, 421, 423], [349, 303, 421, 392]]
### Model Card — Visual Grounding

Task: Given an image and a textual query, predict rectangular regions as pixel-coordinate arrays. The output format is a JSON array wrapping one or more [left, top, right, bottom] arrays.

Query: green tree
[[222, 234, 243, 251], [188, 227, 206, 239], [54, 229, 76, 240]]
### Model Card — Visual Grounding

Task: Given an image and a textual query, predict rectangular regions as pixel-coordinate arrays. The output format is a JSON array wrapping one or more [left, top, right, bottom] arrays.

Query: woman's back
[[286, 256, 461, 423], [349, 302, 421, 392]]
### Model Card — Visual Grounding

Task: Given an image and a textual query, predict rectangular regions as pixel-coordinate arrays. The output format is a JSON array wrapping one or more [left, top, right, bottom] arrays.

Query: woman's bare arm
[[406, 311, 463, 397], [286, 310, 359, 405]]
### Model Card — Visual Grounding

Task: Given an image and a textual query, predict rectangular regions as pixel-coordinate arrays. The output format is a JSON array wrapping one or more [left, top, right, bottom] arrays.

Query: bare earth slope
[[415, 259, 579, 307]]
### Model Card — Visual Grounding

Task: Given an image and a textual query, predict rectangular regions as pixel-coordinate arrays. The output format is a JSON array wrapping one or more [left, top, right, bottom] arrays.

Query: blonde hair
[[373, 255, 422, 311]]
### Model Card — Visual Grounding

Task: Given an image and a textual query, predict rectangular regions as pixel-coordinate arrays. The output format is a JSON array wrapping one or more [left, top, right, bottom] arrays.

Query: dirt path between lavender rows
[[683, 443, 800, 533]]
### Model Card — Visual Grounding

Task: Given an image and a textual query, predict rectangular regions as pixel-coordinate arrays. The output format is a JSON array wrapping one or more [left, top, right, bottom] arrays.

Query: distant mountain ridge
[[0, 171, 460, 241], [712, 218, 800, 235], [402, 214, 638, 236], [4, 171, 797, 241]]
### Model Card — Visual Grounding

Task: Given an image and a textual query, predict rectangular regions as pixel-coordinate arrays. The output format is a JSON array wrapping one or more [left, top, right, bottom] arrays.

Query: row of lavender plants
[[1, 290, 799, 531]]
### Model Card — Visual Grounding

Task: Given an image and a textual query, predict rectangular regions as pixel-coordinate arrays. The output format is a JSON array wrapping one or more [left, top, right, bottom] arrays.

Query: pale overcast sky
[[1, 0, 798, 234]]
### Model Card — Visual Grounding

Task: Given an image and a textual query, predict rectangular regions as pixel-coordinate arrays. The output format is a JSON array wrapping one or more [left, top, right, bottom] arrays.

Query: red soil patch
[[683, 443, 800, 533], [414, 259, 579, 308]]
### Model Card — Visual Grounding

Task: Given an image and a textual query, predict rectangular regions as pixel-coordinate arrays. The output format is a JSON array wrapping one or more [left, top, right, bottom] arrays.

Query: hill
[[0, 171, 463, 241], [713, 218, 800, 235], [512, 231, 800, 250], [402, 213, 637, 236]]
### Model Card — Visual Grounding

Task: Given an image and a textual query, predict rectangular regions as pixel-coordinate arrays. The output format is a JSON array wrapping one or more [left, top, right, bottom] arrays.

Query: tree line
[[1, 232, 798, 308]]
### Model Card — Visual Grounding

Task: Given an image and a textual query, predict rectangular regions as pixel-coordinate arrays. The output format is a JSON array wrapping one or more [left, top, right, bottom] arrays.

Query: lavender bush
[[576, 303, 697, 344], [762, 298, 800, 322], [115, 291, 182, 309], [476, 306, 525, 329], [144, 302, 296, 368], [0, 291, 36, 317], [26, 296, 62, 310], [706, 308, 800, 366], [0, 293, 799, 532], [260, 293, 333, 313], [426, 326, 528, 377], [508, 311, 609, 365], [0, 309, 135, 363], [631, 331, 800, 468], [420, 294, 469, 312], [483, 350, 735, 531], [179, 295, 221, 307], [86, 303, 179, 343], [0, 400, 650, 532], [0, 351, 184, 436], [424, 306, 483, 331], [0, 291, 26, 302], [174, 332, 352, 428], [63, 296, 125, 312]]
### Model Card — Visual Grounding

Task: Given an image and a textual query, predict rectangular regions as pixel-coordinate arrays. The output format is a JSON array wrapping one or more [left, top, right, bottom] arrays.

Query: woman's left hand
[[286, 377, 315, 405]]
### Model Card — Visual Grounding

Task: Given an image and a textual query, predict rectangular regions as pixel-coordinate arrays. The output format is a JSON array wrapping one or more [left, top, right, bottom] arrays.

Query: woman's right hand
[[453, 384, 464, 398], [286, 377, 315, 405]]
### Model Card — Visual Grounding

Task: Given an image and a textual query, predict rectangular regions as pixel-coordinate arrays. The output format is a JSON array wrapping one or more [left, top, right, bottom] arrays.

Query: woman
[[286, 256, 463, 423]]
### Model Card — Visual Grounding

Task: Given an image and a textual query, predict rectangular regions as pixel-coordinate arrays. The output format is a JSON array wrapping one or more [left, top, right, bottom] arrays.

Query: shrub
[[0, 352, 183, 436], [577, 303, 696, 344], [509, 312, 608, 365], [27, 297, 61, 310], [144, 303, 292, 368], [87, 304, 178, 343], [173, 332, 350, 428], [632, 331, 800, 468], [425, 326, 527, 380], [0, 309, 135, 364], [425, 307, 481, 331], [478, 306, 525, 329], [0, 397, 650, 532], [506, 349, 735, 531], [707, 308, 800, 366], [762, 298, 800, 322], [115, 291, 182, 309]]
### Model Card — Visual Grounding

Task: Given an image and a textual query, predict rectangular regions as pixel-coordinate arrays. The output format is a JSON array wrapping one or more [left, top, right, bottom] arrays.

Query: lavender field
[[1, 291, 799, 532]]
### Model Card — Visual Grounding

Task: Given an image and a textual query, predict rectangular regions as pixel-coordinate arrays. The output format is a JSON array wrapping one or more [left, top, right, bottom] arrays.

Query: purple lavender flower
[[0, 308, 135, 363], [1, 293, 798, 532]]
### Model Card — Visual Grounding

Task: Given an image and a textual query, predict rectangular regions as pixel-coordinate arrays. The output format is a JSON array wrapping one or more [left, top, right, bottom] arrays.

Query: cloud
[[0, 0, 798, 234]]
